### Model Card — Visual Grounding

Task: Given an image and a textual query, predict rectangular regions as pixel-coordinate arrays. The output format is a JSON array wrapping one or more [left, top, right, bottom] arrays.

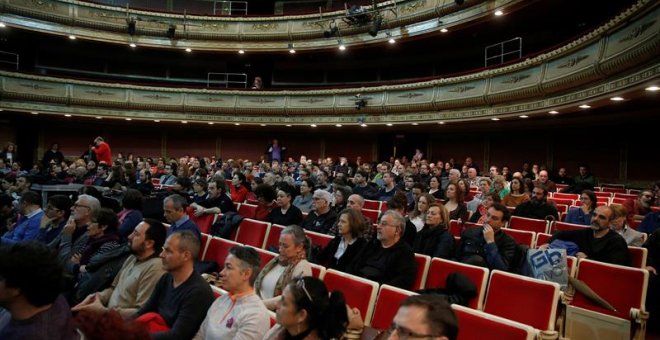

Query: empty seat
[[552, 221, 589, 233], [361, 208, 380, 224], [363, 199, 381, 211], [202, 237, 242, 270], [425, 258, 489, 310], [548, 197, 575, 206], [502, 228, 535, 248], [552, 193, 579, 200], [509, 216, 549, 234], [453, 304, 538, 340], [570, 259, 649, 339], [555, 204, 569, 215], [628, 246, 647, 269], [304, 230, 334, 249], [602, 187, 626, 194], [323, 269, 379, 326], [264, 224, 286, 250], [613, 193, 638, 200], [237, 203, 258, 219], [370, 285, 417, 331], [594, 191, 613, 198], [234, 218, 270, 248], [413, 254, 431, 290], [484, 270, 560, 332]]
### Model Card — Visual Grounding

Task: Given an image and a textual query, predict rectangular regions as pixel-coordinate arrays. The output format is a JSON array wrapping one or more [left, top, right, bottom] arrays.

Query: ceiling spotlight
[[440, 28, 448, 33], [386, 32, 395, 44], [338, 40, 346, 50], [208, 122, 214, 125], [185, 48, 192, 53], [549, 110, 559, 114], [69, 35, 76, 40], [285, 124, 292, 127], [64, 114, 72, 117], [360, 123, 368, 127], [166, 24, 176, 39], [491, 117, 500, 121], [260, 124, 267, 127], [310, 124, 317, 127], [412, 123, 419, 125], [335, 124, 342, 127], [438, 121, 445, 124], [95, 116, 102, 119], [238, 50, 245, 54], [154, 119, 160, 122], [519, 115, 529, 118], [31, 111, 39, 115], [127, 18, 136, 35], [181, 120, 188, 124], [494, 10, 504, 16], [125, 118, 132, 121], [386, 123, 393, 126], [644, 86, 659, 92], [129, 43, 137, 48], [288, 43, 296, 54], [234, 123, 241, 126], [610, 96, 624, 101], [579, 104, 591, 109], [0, 23, 6, 28]]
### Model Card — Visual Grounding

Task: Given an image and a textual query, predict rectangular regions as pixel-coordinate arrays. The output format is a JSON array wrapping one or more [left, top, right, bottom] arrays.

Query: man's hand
[[71, 293, 107, 313], [71, 253, 81, 265], [63, 218, 76, 235], [483, 224, 495, 244]]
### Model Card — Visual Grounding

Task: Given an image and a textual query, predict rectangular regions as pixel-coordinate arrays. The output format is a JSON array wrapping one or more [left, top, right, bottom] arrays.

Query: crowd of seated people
[[1, 141, 660, 338]]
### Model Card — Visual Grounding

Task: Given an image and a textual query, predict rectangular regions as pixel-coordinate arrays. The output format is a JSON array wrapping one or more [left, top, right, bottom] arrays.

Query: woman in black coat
[[316, 208, 367, 272]]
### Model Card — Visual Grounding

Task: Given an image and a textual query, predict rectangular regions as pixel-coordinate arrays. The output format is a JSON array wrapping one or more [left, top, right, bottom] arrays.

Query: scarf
[[255, 256, 303, 298], [80, 233, 120, 265]]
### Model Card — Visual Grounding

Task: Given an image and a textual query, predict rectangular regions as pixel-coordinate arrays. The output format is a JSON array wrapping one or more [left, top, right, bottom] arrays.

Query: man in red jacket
[[93, 137, 112, 165]]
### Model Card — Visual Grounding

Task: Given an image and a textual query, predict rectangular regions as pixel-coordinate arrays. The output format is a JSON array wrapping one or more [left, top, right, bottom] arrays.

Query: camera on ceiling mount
[[354, 94, 366, 110]]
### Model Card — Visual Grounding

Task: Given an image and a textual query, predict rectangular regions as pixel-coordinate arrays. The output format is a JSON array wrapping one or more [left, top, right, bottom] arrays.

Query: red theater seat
[[453, 304, 538, 340], [413, 254, 431, 290], [502, 228, 535, 248], [264, 224, 286, 250], [304, 230, 333, 249], [237, 203, 258, 219], [370, 285, 417, 331], [509, 216, 548, 234], [424, 258, 488, 310], [323, 269, 379, 326], [234, 218, 270, 248], [202, 237, 242, 270]]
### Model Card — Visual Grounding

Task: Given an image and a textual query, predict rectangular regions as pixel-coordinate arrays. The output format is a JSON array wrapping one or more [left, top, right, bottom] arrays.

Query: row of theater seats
[[194, 225, 649, 339]]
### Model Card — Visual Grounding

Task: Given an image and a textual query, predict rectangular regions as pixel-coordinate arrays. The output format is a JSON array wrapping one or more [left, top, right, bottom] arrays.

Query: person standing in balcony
[[92, 137, 112, 165]]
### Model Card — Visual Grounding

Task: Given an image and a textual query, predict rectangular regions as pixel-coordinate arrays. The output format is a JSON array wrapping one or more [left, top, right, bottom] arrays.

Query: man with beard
[[512, 184, 559, 220], [622, 189, 654, 224], [71, 219, 167, 318], [540, 205, 629, 265]]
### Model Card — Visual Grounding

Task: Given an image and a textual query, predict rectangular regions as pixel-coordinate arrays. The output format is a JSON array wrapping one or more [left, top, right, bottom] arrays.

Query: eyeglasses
[[72, 203, 90, 209], [296, 278, 313, 303], [387, 323, 438, 339], [45, 205, 61, 211]]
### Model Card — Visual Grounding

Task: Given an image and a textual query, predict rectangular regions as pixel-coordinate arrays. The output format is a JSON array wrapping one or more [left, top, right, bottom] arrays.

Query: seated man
[[0, 193, 17, 235], [193, 246, 270, 339], [533, 170, 557, 193], [72, 218, 167, 318], [457, 203, 517, 271], [540, 205, 629, 265], [190, 178, 236, 216], [467, 178, 492, 214], [348, 210, 416, 290], [638, 211, 660, 234], [388, 295, 458, 340], [135, 230, 214, 340], [512, 184, 559, 220], [1, 191, 43, 244], [163, 194, 200, 241], [622, 190, 654, 224], [0, 242, 77, 339], [301, 189, 337, 234]]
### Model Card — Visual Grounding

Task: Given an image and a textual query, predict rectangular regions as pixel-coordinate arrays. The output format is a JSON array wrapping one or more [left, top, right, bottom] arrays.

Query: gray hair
[[281, 225, 310, 253], [313, 189, 333, 203], [170, 230, 201, 260], [164, 194, 188, 210], [448, 169, 461, 177], [78, 194, 101, 213], [381, 210, 406, 234]]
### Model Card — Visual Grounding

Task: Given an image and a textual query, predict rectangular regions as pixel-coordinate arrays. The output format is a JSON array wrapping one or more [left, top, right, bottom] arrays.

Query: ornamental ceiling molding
[[0, 0, 526, 51]]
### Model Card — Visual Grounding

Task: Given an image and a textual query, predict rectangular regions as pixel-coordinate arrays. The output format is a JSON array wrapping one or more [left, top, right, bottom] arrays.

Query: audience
[[270, 186, 303, 226], [317, 208, 367, 272], [1, 191, 43, 244], [301, 189, 337, 234], [622, 189, 654, 224], [39, 194, 72, 244], [565, 190, 596, 226], [513, 184, 559, 221], [610, 204, 646, 247], [387, 295, 458, 340], [413, 203, 454, 259], [163, 194, 201, 241]]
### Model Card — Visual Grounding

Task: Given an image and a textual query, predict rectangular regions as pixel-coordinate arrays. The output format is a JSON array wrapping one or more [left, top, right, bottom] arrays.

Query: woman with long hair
[[230, 172, 250, 203], [409, 193, 435, 232], [428, 175, 444, 200], [469, 192, 501, 224], [316, 208, 367, 272], [444, 182, 469, 221], [413, 203, 454, 259], [502, 177, 529, 208]]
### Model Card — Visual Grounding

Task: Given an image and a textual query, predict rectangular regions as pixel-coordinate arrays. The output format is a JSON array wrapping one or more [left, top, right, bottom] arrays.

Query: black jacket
[[317, 236, 367, 272], [348, 238, 417, 290]]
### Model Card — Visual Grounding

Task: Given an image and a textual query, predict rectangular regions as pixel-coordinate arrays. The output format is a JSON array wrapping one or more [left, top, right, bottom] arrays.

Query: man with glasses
[[387, 295, 458, 340], [301, 189, 337, 235], [348, 210, 416, 289], [622, 189, 654, 224], [541, 205, 629, 265], [39, 195, 72, 245], [1, 191, 43, 244], [160, 164, 177, 186], [512, 184, 559, 220], [193, 246, 270, 339], [53, 194, 100, 263], [72, 218, 166, 319], [163, 194, 200, 241]]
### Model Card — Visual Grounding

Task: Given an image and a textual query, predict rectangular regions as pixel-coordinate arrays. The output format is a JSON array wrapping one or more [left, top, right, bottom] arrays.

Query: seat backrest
[[502, 228, 535, 248], [363, 199, 381, 211], [304, 230, 334, 249], [237, 203, 258, 219], [449, 219, 463, 238], [425, 258, 488, 310], [509, 216, 548, 234], [535, 233, 552, 248], [380, 201, 388, 211], [235, 218, 271, 248], [484, 270, 560, 331], [548, 197, 575, 206], [452, 304, 537, 340], [552, 193, 579, 200], [264, 224, 286, 250], [572, 259, 648, 320], [323, 269, 379, 326], [552, 221, 589, 233], [199, 233, 211, 259], [613, 192, 638, 200], [187, 211, 217, 234], [247, 246, 277, 269], [594, 191, 612, 198], [610, 197, 628, 205], [309, 262, 327, 280], [554, 204, 568, 215], [202, 237, 242, 269], [370, 285, 417, 331], [361, 208, 380, 224], [628, 246, 647, 269], [602, 187, 626, 194], [413, 254, 431, 290]]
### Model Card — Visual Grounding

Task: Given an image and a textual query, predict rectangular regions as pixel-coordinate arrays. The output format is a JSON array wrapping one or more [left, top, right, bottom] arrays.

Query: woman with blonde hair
[[413, 203, 454, 259], [409, 193, 435, 232]]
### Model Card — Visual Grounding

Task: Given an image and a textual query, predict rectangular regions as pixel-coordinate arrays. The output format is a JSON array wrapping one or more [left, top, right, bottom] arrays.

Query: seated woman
[[70, 208, 128, 304], [270, 186, 303, 226], [428, 175, 445, 200], [565, 190, 596, 226], [332, 186, 352, 214], [116, 189, 143, 239], [293, 179, 314, 213], [502, 177, 529, 208], [387, 192, 418, 247], [317, 208, 367, 272], [254, 184, 278, 222], [413, 203, 454, 259], [230, 173, 250, 203], [409, 193, 435, 232], [246, 177, 262, 202], [469, 192, 501, 224], [255, 225, 312, 310], [610, 204, 646, 247], [444, 183, 469, 222], [492, 175, 510, 199], [264, 277, 349, 340], [458, 178, 474, 202]]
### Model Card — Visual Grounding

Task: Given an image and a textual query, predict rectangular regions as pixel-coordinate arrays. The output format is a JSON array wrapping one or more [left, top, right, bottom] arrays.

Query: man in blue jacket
[[1, 191, 43, 244]]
